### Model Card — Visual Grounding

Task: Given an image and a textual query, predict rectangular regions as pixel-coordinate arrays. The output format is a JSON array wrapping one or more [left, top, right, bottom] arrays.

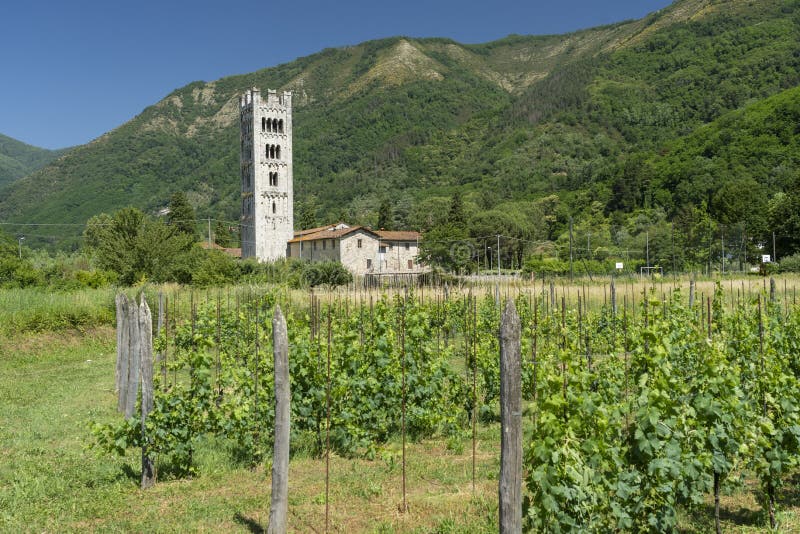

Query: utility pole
[[773, 231, 777, 263], [18, 235, 24, 259], [497, 234, 501, 277], [569, 218, 574, 281], [207, 218, 212, 248], [721, 231, 725, 275], [587, 232, 591, 260], [646, 231, 650, 269], [671, 222, 676, 275]]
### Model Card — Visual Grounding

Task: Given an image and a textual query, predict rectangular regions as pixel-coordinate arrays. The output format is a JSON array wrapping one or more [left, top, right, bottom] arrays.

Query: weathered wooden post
[[689, 278, 695, 307], [268, 306, 290, 534], [156, 291, 164, 386], [116, 294, 130, 412], [125, 297, 141, 419], [139, 295, 155, 489], [499, 299, 522, 534]]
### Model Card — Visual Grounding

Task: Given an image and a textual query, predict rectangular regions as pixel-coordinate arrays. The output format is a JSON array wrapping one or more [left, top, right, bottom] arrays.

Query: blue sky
[[1, 0, 672, 149]]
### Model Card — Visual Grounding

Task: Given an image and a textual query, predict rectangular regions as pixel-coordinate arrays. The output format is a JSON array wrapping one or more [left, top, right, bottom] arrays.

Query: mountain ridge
[[1, 0, 798, 253], [0, 134, 71, 189]]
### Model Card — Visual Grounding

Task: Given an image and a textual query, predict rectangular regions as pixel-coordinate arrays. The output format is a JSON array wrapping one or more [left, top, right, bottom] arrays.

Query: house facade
[[287, 223, 425, 276]]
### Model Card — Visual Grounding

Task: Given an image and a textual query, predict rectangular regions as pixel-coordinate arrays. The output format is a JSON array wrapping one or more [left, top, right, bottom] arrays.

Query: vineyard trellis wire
[[90, 277, 800, 532]]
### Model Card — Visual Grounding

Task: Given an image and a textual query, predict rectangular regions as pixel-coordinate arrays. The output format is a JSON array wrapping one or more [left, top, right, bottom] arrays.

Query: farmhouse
[[287, 223, 424, 276]]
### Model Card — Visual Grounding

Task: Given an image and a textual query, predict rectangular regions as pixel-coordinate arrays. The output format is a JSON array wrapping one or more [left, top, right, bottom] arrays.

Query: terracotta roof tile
[[288, 225, 378, 243], [375, 230, 420, 241], [294, 222, 349, 237]]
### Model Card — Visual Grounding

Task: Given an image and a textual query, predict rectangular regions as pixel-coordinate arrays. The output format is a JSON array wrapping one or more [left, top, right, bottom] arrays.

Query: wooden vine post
[[499, 299, 522, 534], [115, 293, 127, 400], [114, 293, 156, 488], [138, 295, 155, 489], [268, 306, 290, 534]]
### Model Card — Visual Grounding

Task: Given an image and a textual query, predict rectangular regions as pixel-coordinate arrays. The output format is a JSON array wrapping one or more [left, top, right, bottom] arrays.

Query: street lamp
[[487, 246, 492, 273], [18, 236, 25, 259]]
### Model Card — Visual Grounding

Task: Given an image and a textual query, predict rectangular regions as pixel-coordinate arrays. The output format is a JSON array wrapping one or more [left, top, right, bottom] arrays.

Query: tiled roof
[[375, 230, 420, 241], [294, 222, 349, 237], [288, 225, 377, 243], [288, 224, 420, 244]]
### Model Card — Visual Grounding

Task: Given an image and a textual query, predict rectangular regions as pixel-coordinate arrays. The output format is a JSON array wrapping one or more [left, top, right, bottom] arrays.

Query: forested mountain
[[1, 0, 799, 263], [0, 134, 70, 189]]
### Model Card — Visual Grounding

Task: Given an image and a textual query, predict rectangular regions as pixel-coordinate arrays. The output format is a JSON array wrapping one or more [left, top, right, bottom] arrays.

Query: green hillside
[[1, 0, 799, 258], [0, 134, 70, 189]]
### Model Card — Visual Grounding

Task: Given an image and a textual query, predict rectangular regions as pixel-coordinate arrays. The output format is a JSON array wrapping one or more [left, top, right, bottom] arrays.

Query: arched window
[[278, 119, 284, 133], [261, 117, 266, 131], [270, 145, 276, 159], [273, 118, 278, 132], [272, 201, 276, 214], [265, 145, 270, 158], [276, 145, 281, 159]]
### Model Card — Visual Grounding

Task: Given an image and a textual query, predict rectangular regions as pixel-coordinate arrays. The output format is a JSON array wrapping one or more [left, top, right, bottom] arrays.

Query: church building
[[239, 88, 294, 261], [239, 88, 425, 276]]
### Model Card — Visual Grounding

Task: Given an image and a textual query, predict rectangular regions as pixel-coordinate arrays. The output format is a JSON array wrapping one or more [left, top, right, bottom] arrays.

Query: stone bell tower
[[239, 88, 294, 261]]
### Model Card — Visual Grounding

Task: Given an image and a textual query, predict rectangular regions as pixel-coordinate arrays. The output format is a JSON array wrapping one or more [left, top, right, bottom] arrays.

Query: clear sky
[[1, 0, 672, 150]]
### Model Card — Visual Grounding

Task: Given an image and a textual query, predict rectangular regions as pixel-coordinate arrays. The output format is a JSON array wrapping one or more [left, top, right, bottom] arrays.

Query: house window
[[357, 239, 362, 248], [272, 202, 276, 214], [405, 243, 410, 251], [332, 240, 336, 249], [262, 117, 266, 131], [408, 259, 413, 269], [379, 246, 387, 253], [301, 242, 304, 251], [323, 240, 326, 250], [313, 242, 317, 250], [366, 259, 372, 269]]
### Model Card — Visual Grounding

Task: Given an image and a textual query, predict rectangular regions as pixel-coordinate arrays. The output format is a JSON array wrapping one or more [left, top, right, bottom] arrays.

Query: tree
[[448, 191, 466, 225], [167, 192, 197, 238], [84, 208, 196, 285], [0, 228, 41, 287], [296, 195, 320, 230], [418, 223, 473, 273], [377, 198, 393, 230], [213, 220, 233, 248], [769, 177, 800, 258]]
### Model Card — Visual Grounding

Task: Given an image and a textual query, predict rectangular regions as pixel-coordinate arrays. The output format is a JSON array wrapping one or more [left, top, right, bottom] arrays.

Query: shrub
[[299, 261, 353, 288], [779, 253, 800, 273], [191, 250, 239, 287]]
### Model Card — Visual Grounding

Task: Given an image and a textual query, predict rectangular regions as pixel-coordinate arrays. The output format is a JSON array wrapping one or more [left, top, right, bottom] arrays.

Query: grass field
[[2, 277, 800, 532]]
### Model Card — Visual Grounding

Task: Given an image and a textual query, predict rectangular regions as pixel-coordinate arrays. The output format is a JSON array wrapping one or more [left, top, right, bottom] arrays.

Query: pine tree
[[213, 220, 233, 247], [448, 192, 466, 226], [167, 192, 197, 238], [377, 198, 393, 230], [297, 196, 319, 230]]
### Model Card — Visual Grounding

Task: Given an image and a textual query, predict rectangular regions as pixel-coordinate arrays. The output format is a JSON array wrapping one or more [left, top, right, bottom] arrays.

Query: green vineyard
[[89, 279, 800, 532]]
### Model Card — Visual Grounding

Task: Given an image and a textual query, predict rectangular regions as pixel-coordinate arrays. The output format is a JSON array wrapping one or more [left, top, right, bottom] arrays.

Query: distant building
[[287, 223, 424, 276], [238, 89, 425, 275]]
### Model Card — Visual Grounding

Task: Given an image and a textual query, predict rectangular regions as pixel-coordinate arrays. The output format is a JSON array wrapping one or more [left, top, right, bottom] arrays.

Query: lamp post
[[18, 236, 25, 259], [487, 247, 492, 274]]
